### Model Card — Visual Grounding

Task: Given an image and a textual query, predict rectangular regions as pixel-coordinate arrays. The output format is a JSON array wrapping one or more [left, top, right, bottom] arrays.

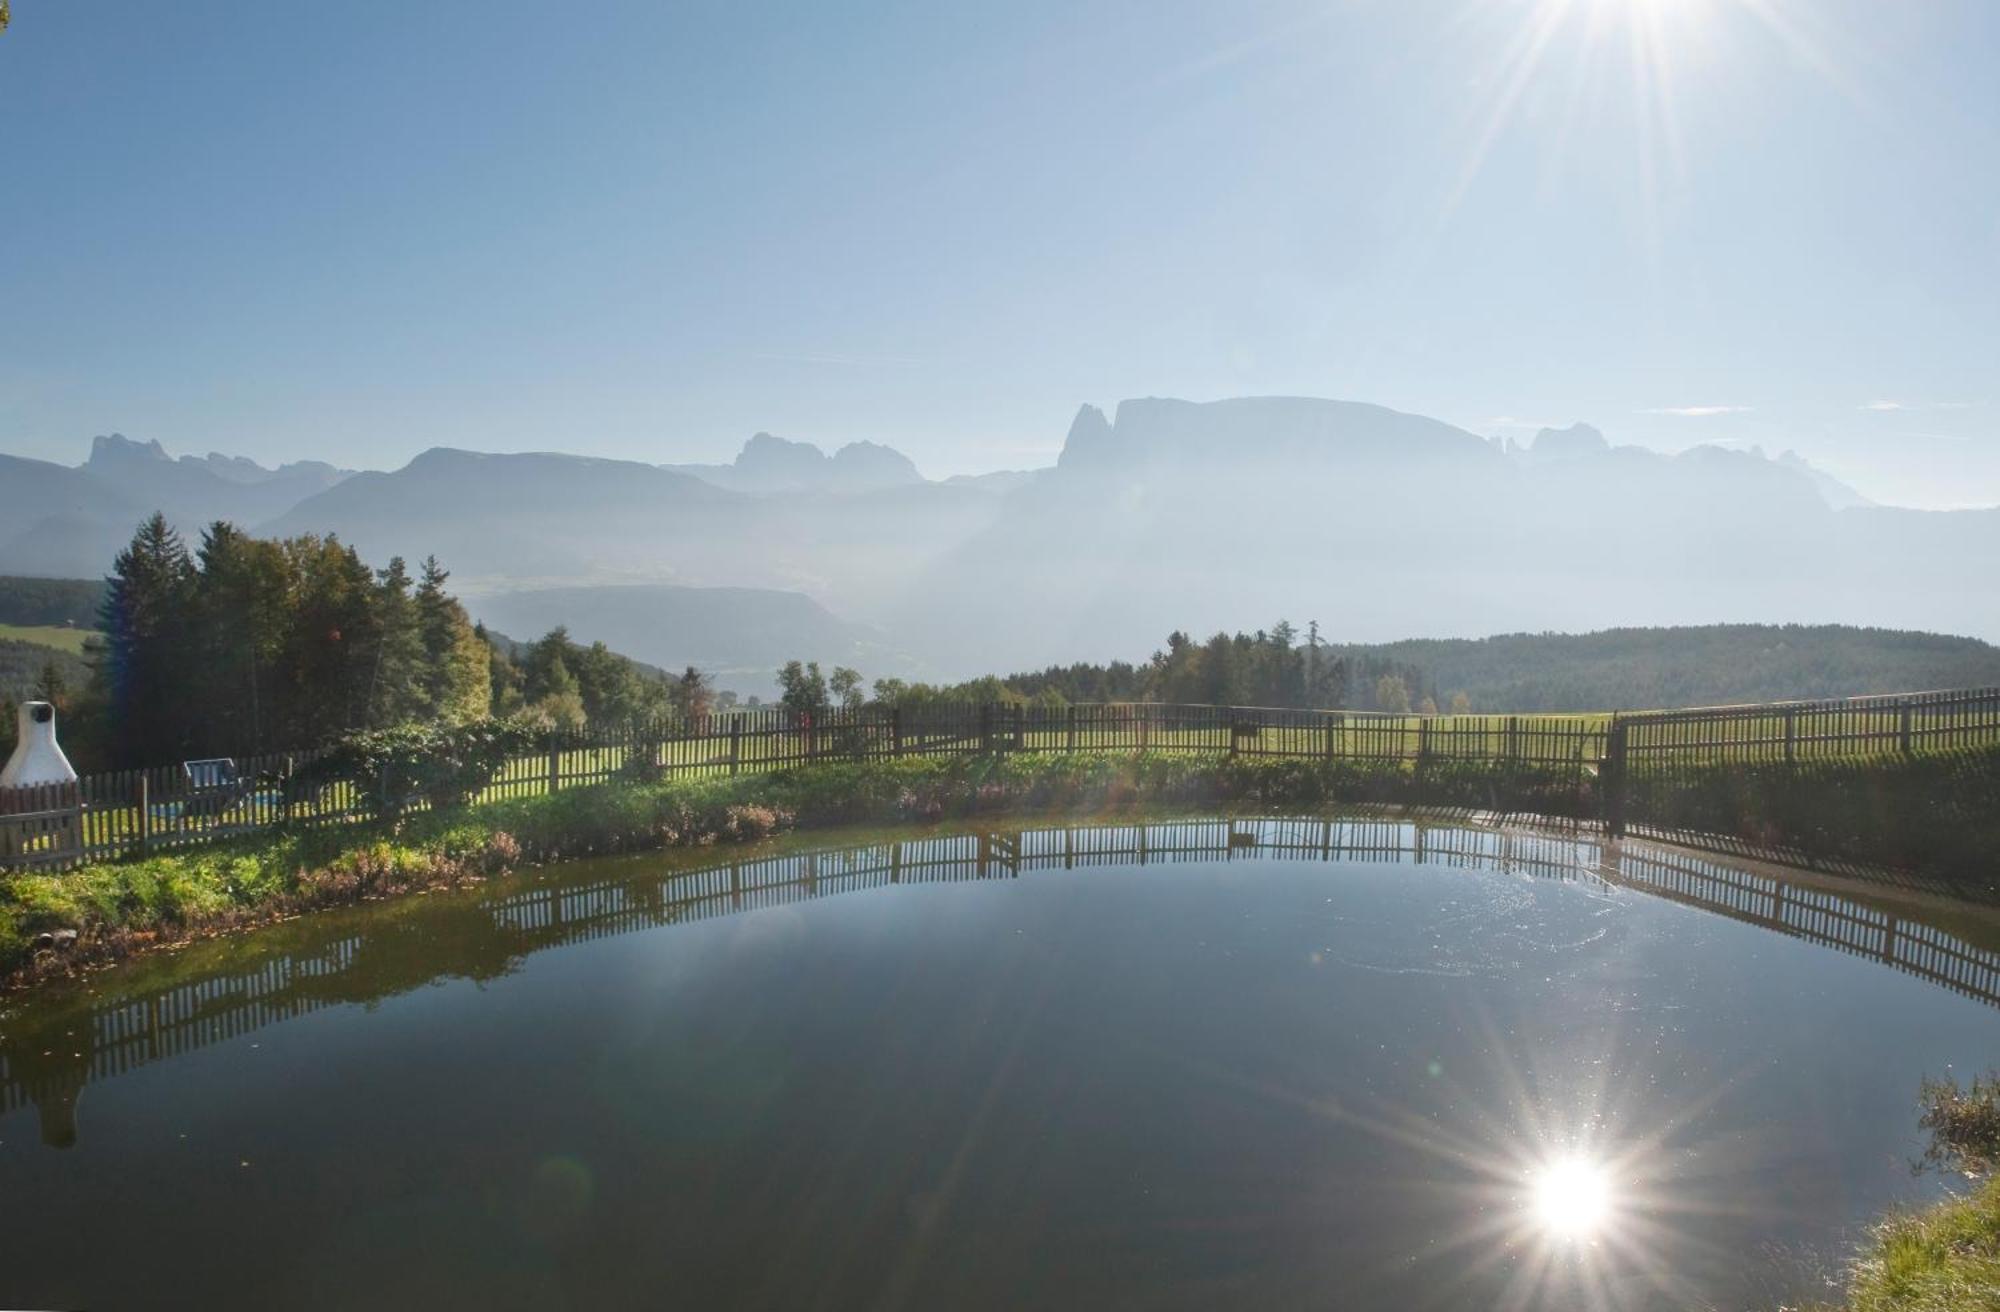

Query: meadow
[[0, 623, 93, 656]]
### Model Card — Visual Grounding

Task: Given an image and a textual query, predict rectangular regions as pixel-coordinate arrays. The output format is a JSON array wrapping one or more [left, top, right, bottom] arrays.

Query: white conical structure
[[1, 702, 78, 788]]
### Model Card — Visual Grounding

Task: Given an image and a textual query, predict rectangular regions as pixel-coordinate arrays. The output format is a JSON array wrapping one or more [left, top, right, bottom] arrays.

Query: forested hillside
[[0, 638, 90, 711], [841, 622, 2000, 715], [0, 576, 104, 628], [1331, 625, 2000, 711]]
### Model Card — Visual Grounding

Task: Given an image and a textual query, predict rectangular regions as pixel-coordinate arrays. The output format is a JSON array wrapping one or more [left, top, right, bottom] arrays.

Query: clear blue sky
[[2, 0, 1995, 504]]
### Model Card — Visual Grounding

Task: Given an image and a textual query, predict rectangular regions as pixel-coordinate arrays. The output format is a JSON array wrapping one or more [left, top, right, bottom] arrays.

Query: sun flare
[[1532, 1157, 1613, 1238]]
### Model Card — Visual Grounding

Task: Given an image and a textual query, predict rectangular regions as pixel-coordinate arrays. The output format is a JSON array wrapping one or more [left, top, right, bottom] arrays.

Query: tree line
[[3, 515, 724, 771], [764, 621, 2000, 722], [768, 623, 1453, 718]]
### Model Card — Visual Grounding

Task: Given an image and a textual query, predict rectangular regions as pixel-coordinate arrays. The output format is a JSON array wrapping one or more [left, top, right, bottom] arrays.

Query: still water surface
[[4, 817, 2000, 1310]]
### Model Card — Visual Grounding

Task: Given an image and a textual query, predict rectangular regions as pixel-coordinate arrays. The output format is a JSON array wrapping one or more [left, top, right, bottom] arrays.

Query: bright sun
[[1532, 1157, 1612, 1238]]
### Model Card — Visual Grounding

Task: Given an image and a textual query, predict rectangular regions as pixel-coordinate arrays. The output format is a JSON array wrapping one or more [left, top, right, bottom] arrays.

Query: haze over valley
[[4, 397, 1994, 686]]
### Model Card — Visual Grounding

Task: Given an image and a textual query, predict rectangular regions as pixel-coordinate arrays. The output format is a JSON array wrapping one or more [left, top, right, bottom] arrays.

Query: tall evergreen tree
[[193, 522, 290, 754], [365, 557, 428, 728], [99, 512, 197, 764], [415, 557, 490, 723]]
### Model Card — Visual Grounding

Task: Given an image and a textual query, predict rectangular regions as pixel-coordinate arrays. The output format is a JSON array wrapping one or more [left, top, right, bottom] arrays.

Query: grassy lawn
[[0, 623, 94, 655]]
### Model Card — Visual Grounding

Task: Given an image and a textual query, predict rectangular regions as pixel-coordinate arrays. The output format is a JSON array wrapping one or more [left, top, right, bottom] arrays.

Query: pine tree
[[671, 666, 713, 723], [194, 522, 291, 753], [416, 557, 489, 722], [100, 512, 197, 764], [30, 660, 68, 708]]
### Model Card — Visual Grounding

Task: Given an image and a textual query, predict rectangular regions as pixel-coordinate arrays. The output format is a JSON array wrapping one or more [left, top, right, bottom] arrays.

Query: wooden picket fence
[[3, 688, 1998, 873]]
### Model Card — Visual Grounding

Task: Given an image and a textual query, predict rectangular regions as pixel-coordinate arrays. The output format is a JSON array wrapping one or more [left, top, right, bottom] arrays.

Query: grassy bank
[[1801, 1075, 2000, 1311], [1627, 746, 2000, 879], [1822, 1176, 2000, 1311], [0, 750, 1589, 988]]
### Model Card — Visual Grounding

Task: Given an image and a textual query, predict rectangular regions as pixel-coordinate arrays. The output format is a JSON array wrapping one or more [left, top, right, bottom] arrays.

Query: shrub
[[1919, 1072, 2000, 1178], [308, 716, 541, 817]]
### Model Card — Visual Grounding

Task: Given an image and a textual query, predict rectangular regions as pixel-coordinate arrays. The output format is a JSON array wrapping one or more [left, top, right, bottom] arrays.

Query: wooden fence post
[[547, 738, 561, 795], [891, 707, 903, 757], [979, 703, 994, 754], [1783, 709, 1797, 766], [138, 773, 152, 857], [1065, 704, 1078, 754], [1604, 716, 1628, 839], [1899, 702, 1913, 758], [729, 719, 743, 775]]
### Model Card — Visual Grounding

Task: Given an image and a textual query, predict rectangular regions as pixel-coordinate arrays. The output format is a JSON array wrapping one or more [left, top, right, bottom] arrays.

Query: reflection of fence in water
[[1606, 844, 2000, 1008], [8, 820, 2000, 1146], [0, 933, 365, 1136]]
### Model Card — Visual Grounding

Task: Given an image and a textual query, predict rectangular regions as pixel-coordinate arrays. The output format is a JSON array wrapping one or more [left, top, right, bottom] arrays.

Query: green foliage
[[79, 516, 496, 767], [0, 576, 104, 629], [778, 659, 830, 717], [311, 717, 540, 817], [670, 665, 713, 722], [0, 637, 89, 708], [1329, 624, 2000, 714], [495, 624, 671, 727], [861, 622, 2000, 718], [1626, 747, 2000, 877], [1833, 1174, 2000, 1311], [1919, 1073, 2000, 1178], [851, 623, 1426, 713], [0, 751, 1586, 984]]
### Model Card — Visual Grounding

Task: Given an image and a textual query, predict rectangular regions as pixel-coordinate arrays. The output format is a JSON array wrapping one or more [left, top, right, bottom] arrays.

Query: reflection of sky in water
[[1, 820, 1997, 1310]]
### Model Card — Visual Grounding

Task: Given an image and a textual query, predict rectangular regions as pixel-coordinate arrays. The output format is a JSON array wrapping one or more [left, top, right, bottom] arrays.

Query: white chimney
[[1, 702, 79, 789]]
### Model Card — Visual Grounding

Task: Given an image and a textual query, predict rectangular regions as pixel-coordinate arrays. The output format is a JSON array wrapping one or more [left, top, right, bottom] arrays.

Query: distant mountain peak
[[1056, 405, 1114, 470], [87, 433, 171, 466], [668, 432, 923, 494], [829, 439, 922, 485], [1532, 423, 1610, 458], [1778, 450, 1878, 510], [1056, 395, 1496, 474]]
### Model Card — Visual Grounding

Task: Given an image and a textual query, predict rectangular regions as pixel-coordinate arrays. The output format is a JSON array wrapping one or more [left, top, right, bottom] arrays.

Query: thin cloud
[[1860, 401, 1906, 412], [1640, 405, 1753, 418], [752, 350, 926, 367]]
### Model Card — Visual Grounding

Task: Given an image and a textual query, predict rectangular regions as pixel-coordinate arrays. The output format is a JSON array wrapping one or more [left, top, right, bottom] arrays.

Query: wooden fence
[[3, 688, 1997, 873]]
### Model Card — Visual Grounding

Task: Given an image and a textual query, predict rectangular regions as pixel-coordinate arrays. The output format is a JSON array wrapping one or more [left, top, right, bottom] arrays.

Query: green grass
[[0, 623, 94, 655], [1, 751, 1593, 986], [1818, 1176, 2000, 1311]]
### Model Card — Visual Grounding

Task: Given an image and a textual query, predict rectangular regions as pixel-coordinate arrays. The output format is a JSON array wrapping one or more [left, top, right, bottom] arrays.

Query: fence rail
[[4, 687, 1998, 873]]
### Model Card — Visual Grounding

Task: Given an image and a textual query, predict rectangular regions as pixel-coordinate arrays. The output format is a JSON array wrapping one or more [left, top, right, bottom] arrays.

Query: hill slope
[[1328, 625, 2000, 712], [465, 583, 922, 698]]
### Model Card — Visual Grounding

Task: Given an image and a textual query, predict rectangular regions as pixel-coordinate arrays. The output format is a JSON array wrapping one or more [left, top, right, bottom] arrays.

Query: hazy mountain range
[[2, 398, 1993, 686]]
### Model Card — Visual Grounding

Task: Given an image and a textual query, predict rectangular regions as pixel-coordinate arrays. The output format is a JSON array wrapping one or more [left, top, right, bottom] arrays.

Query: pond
[[4, 816, 1999, 1310]]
